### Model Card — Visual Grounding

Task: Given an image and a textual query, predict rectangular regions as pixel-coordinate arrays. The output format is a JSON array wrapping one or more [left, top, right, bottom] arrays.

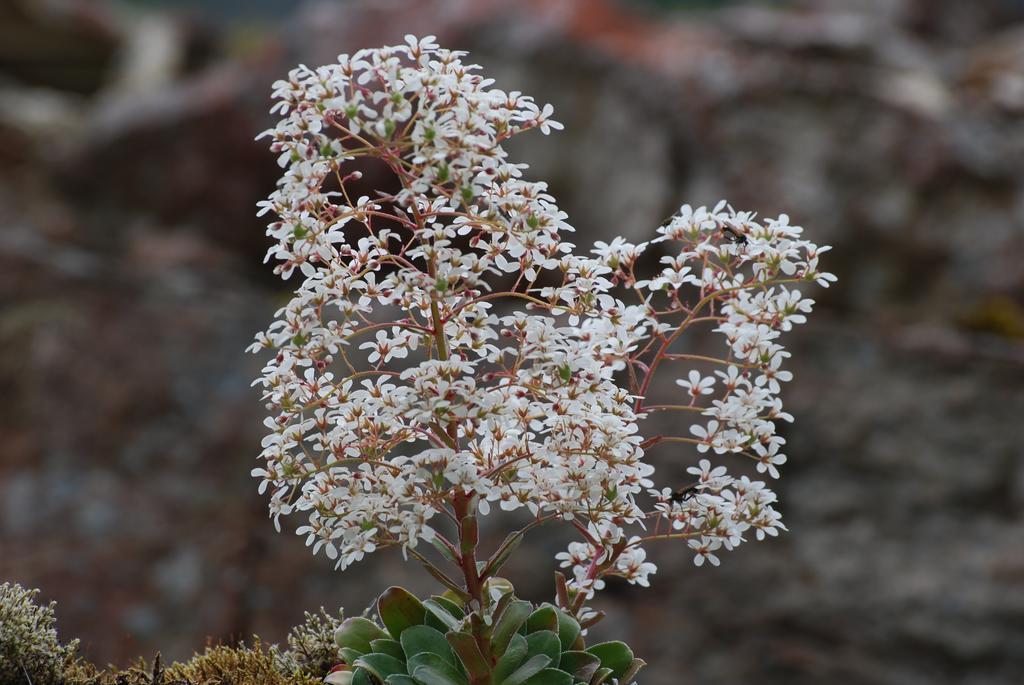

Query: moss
[[269, 606, 346, 679], [0, 581, 79, 685], [64, 643, 322, 685], [164, 640, 321, 685], [63, 657, 157, 685], [1, 582, 330, 685]]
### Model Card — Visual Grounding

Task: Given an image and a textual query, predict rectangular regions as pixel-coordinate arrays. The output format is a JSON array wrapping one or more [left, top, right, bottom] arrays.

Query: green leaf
[[556, 652, 600, 682], [371, 638, 407, 662], [401, 625, 455, 666], [525, 606, 558, 634], [352, 667, 375, 685], [423, 599, 461, 632], [411, 665, 461, 685], [522, 668, 573, 685], [430, 595, 466, 619], [417, 562, 471, 603], [354, 653, 408, 681], [585, 642, 634, 679], [490, 590, 515, 623], [340, 647, 365, 665], [386, 676, 418, 685], [408, 653, 467, 685], [491, 600, 532, 657], [429, 537, 459, 564], [325, 669, 354, 685], [553, 574, 571, 613], [499, 655, 552, 685], [484, 577, 515, 602], [446, 631, 490, 680], [589, 667, 613, 685], [483, 531, 523, 578], [379, 587, 428, 639], [554, 610, 581, 652], [440, 589, 469, 608], [336, 617, 388, 654], [493, 633, 528, 684], [525, 631, 561, 665], [618, 658, 646, 684]]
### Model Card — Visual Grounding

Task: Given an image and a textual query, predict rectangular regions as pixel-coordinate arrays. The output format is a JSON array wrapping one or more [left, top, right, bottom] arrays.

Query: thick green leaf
[[446, 631, 490, 680], [498, 654, 552, 685], [554, 610, 581, 652], [337, 617, 388, 654], [589, 667, 612, 685], [422, 599, 461, 632], [431, 595, 466, 619], [440, 589, 469, 608], [325, 669, 354, 685], [522, 668, 573, 685], [490, 590, 516, 625], [352, 667, 375, 685], [525, 606, 558, 634], [401, 625, 455, 666], [491, 600, 532, 657], [493, 633, 528, 684], [379, 587, 428, 639], [585, 642, 634, 679], [483, 577, 514, 599], [411, 665, 462, 685], [354, 653, 408, 681], [618, 658, 646, 684], [525, 631, 561, 665], [371, 638, 407, 662], [340, 647, 365, 665], [557, 651, 600, 682], [408, 652, 467, 685], [385, 676, 417, 685]]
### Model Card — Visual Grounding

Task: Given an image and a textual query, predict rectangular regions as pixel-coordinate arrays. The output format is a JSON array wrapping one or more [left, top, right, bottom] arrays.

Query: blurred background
[[2, 0, 1023, 682]]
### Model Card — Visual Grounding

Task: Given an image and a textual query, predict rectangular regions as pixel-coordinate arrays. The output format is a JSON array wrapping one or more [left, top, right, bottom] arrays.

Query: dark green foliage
[[331, 586, 643, 685]]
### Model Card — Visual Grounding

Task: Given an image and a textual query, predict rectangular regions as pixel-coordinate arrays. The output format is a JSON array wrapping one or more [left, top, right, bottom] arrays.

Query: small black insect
[[669, 483, 701, 503], [721, 225, 748, 245]]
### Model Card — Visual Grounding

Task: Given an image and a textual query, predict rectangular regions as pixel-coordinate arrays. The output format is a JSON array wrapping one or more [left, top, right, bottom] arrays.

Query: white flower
[[753, 440, 787, 479], [688, 537, 722, 567], [359, 329, 409, 365], [689, 421, 719, 452], [676, 370, 715, 398]]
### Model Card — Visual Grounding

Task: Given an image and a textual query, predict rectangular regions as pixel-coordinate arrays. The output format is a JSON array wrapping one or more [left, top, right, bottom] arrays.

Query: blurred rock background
[[1, 0, 1023, 683]]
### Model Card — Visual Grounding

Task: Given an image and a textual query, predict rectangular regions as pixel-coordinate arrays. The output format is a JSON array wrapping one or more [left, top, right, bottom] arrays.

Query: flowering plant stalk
[[251, 34, 834, 641]]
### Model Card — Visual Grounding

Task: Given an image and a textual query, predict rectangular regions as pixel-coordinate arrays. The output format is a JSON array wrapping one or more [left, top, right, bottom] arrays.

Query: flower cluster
[[251, 36, 833, 614]]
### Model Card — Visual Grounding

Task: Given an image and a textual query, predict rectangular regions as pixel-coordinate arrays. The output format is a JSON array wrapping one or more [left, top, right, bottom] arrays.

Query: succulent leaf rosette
[[251, 34, 834, 679], [325, 584, 642, 685]]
